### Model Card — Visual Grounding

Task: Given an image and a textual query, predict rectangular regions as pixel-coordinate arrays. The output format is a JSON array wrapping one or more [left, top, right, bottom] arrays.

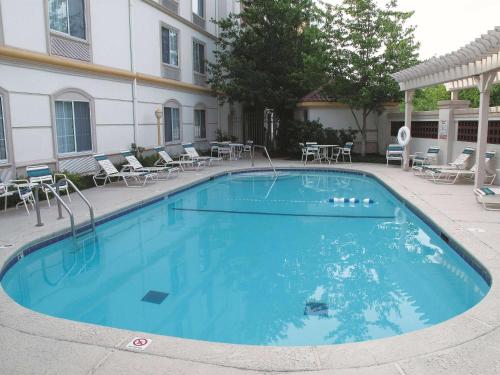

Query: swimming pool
[[0, 170, 490, 346]]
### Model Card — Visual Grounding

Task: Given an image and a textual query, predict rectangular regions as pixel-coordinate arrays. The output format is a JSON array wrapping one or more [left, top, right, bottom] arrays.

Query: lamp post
[[155, 107, 163, 145]]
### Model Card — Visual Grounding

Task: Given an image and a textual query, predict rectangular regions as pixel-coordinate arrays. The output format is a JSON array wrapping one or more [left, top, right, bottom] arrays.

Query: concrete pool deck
[[1, 159, 500, 374]]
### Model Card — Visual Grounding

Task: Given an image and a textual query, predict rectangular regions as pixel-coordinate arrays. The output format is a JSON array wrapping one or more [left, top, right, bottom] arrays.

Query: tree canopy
[[321, 0, 419, 155], [208, 0, 328, 114]]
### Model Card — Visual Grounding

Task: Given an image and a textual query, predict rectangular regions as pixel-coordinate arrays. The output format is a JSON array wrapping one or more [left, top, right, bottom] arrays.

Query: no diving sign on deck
[[126, 337, 152, 351]]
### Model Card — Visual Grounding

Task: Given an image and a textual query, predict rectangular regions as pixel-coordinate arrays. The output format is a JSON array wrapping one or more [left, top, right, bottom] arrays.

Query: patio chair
[[341, 142, 354, 163], [216, 142, 232, 160], [26, 165, 70, 207], [428, 151, 496, 185], [386, 144, 404, 166], [153, 146, 205, 171], [300, 143, 320, 164], [242, 140, 254, 159], [121, 150, 180, 180], [181, 143, 222, 166], [411, 146, 440, 174], [421, 147, 475, 174], [93, 154, 155, 187], [474, 186, 500, 211], [0, 178, 14, 211]]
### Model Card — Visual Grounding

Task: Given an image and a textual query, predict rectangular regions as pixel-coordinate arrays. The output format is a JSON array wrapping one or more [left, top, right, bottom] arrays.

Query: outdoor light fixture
[[155, 107, 163, 145]]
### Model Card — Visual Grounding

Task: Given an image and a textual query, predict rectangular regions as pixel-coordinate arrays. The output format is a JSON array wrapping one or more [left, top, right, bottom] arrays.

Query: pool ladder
[[33, 178, 95, 238], [251, 144, 277, 177]]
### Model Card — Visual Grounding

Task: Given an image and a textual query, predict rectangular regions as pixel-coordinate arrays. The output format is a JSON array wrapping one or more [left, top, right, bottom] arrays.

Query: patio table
[[316, 144, 340, 164]]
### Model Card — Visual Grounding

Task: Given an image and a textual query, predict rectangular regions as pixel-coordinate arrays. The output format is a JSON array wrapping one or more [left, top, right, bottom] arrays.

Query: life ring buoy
[[397, 126, 411, 146]]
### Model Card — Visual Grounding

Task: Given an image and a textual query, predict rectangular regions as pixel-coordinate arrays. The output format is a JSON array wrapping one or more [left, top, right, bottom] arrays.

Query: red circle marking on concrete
[[132, 338, 148, 347]]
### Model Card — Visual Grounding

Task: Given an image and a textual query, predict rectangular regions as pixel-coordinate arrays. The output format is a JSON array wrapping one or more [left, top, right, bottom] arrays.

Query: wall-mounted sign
[[439, 120, 448, 140]]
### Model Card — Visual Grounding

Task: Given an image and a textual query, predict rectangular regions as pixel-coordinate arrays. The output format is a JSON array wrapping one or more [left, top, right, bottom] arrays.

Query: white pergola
[[392, 26, 500, 188]]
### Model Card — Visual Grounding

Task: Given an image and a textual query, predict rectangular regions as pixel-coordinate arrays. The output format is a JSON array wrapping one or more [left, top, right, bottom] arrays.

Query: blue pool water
[[0, 170, 490, 346]]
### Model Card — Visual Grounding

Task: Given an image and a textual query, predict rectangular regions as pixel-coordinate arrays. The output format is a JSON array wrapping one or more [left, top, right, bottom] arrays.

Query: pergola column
[[403, 90, 414, 170], [474, 71, 497, 188]]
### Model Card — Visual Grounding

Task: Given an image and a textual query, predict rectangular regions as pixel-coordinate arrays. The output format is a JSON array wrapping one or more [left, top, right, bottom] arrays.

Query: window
[[0, 97, 6, 161], [164, 106, 180, 142], [161, 26, 178, 66], [49, 0, 86, 39], [55, 101, 92, 153], [193, 41, 205, 74], [457, 120, 500, 144], [194, 109, 206, 138], [192, 0, 204, 18]]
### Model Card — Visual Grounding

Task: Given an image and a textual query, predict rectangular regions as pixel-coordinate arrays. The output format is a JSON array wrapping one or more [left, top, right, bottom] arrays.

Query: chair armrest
[[54, 173, 67, 181]]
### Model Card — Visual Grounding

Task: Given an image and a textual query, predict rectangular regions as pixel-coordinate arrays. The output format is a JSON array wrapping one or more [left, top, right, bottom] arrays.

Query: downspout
[[215, 0, 222, 140], [128, 0, 139, 145]]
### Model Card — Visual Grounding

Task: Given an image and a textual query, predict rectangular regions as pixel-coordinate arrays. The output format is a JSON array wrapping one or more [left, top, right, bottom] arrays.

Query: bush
[[216, 129, 238, 142], [62, 172, 95, 191]]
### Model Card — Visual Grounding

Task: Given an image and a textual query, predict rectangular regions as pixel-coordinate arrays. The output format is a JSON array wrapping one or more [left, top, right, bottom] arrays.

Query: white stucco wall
[[1, 0, 47, 53], [297, 106, 379, 153], [0, 0, 238, 174]]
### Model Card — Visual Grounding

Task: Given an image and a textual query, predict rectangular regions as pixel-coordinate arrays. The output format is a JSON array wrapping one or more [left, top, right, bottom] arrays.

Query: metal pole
[[55, 182, 63, 219], [34, 185, 43, 227]]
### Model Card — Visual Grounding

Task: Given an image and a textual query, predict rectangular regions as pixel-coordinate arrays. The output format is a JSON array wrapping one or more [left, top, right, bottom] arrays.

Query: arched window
[[52, 89, 94, 154], [164, 99, 181, 143], [194, 103, 206, 139]]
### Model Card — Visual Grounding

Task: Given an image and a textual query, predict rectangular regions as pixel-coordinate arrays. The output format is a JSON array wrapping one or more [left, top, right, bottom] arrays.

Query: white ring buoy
[[397, 126, 411, 146]]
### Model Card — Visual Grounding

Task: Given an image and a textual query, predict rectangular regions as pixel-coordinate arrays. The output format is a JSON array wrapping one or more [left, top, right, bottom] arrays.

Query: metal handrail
[[251, 144, 277, 176], [34, 183, 76, 237], [56, 178, 95, 232], [33, 178, 95, 238]]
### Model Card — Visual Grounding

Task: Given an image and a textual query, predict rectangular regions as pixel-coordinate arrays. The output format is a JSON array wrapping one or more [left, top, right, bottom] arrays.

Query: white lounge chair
[[386, 144, 404, 166], [26, 165, 70, 207], [181, 143, 222, 166], [474, 186, 500, 211], [421, 147, 475, 176], [411, 146, 440, 174], [153, 146, 204, 171], [428, 151, 496, 185], [121, 150, 180, 179], [93, 154, 155, 187]]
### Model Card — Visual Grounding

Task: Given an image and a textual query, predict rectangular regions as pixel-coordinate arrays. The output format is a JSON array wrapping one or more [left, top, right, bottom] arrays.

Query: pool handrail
[[251, 144, 277, 176]]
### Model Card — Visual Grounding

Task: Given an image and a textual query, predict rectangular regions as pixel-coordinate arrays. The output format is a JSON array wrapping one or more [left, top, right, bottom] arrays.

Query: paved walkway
[[1, 159, 500, 374]]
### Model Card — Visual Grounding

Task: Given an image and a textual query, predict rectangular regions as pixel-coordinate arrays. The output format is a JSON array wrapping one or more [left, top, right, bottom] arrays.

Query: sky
[[323, 0, 500, 60]]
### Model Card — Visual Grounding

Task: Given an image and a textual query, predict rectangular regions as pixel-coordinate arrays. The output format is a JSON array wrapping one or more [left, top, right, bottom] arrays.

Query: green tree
[[208, 0, 328, 149], [410, 85, 450, 111], [458, 86, 500, 108], [322, 0, 419, 155]]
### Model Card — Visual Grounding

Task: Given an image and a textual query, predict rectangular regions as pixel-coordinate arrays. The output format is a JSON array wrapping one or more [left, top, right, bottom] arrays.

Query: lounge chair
[[153, 146, 204, 171], [181, 143, 222, 166], [428, 151, 496, 185], [411, 146, 440, 174], [93, 154, 155, 187], [386, 144, 404, 166], [474, 187, 500, 211], [421, 147, 475, 175], [26, 165, 70, 207], [121, 150, 180, 179]]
